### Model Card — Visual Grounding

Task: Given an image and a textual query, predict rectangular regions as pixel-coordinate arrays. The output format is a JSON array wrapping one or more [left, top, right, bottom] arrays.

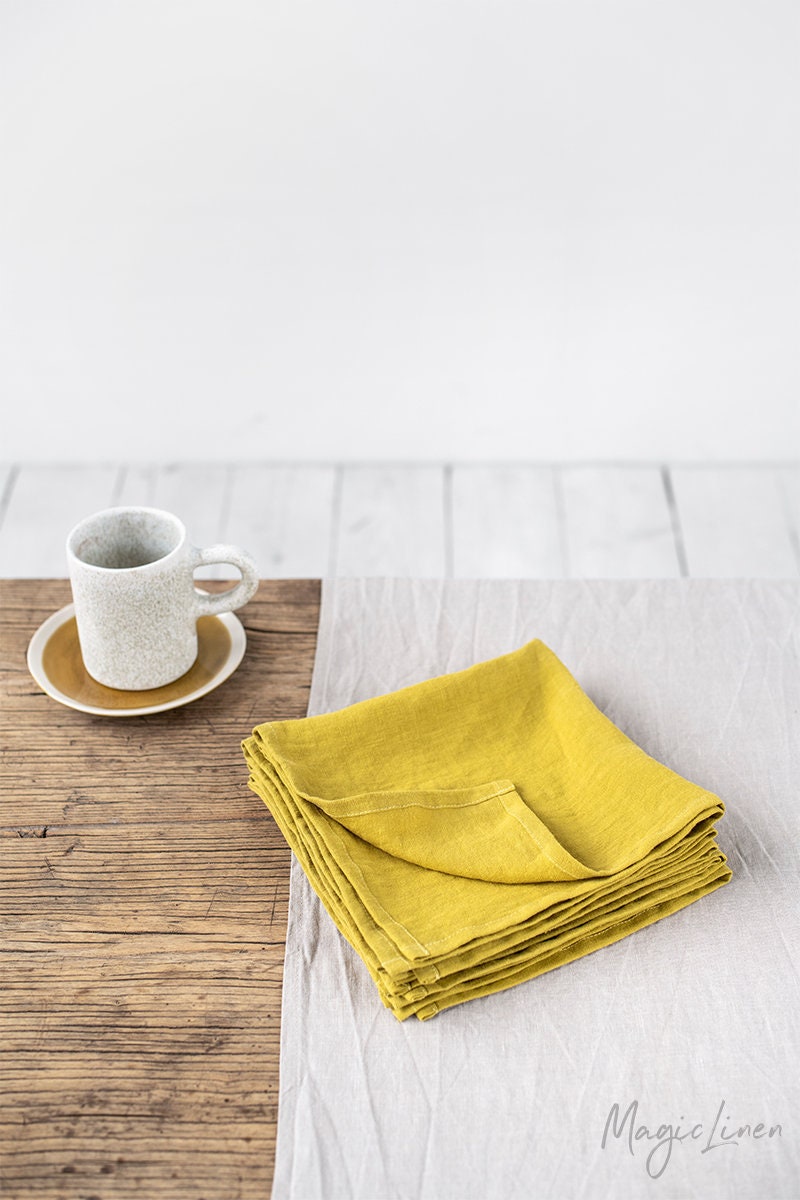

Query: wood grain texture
[[671, 465, 799, 578], [0, 466, 120, 577], [560, 466, 680, 578], [0, 464, 16, 533], [113, 465, 233, 580], [776, 464, 800, 574], [0, 578, 321, 1200], [225, 465, 337, 578], [335, 465, 447, 576], [451, 466, 564, 578], [3, 462, 800, 583]]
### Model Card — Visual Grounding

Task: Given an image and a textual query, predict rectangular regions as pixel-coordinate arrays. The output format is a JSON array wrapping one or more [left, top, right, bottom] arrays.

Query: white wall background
[[1, 0, 798, 463]]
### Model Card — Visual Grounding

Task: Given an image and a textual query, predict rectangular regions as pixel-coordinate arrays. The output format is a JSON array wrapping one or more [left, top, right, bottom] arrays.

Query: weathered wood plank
[[0, 1111, 276, 1198], [113, 463, 233, 579], [225, 464, 337, 578], [335, 465, 446, 576], [560, 466, 680, 578], [451, 465, 564, 577], [0, 465, 120, 577], [776, 465, 800, 574], [0, 463, 16, 533], [113, 463, 230, 540], [0, 578, 320, 1200], [3, 462, 798, 583], [671, 466, 798, 577]]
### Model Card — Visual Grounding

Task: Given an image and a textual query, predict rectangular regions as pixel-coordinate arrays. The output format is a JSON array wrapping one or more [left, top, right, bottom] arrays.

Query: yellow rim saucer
[[27, 604, 246, 717]]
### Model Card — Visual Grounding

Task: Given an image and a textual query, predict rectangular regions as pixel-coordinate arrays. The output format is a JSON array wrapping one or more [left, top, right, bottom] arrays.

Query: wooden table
[[1, 579, 321, 1200]]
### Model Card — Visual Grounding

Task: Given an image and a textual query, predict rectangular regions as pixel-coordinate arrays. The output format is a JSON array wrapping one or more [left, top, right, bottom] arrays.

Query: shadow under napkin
[[243, 638, 730, 1020]]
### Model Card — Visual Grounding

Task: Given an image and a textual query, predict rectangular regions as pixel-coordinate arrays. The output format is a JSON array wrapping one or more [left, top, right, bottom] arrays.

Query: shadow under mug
[[67, 506, 259, 690]]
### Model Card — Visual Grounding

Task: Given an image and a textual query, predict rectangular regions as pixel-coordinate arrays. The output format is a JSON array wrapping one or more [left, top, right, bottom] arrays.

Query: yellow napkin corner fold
[[242, 638, 730, 1020]]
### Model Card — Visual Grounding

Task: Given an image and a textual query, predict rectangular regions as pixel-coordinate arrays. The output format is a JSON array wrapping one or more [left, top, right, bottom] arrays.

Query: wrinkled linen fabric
[[243, 634, 730, 1021], [262, 580, 800, 1200]]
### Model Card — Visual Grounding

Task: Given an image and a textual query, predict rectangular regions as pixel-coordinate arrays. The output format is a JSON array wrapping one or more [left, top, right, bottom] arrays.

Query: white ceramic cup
[[66, 506, 259, 690]]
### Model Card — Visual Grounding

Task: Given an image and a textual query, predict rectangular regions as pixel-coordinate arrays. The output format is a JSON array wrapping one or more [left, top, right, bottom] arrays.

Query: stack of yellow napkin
[[242, 639, 731, 1020]]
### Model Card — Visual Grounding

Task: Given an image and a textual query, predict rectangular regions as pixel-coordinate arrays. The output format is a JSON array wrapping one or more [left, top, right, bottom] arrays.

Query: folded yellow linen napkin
[[243, 639, 731, 1020]]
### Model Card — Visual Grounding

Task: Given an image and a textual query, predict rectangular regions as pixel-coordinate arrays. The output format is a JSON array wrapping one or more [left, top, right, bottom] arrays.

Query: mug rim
[[66, 506, 188, 573]]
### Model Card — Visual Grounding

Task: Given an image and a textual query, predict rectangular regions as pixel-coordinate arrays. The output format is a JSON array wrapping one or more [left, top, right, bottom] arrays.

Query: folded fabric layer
[[243, 638, 731, 1020]]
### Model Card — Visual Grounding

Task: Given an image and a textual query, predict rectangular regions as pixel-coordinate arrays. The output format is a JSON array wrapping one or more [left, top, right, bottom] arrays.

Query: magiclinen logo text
[[601, 1099, 783, 1179]]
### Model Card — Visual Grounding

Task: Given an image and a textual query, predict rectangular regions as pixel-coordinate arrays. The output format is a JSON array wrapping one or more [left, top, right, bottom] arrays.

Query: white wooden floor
[[1, 463, 798, 579]]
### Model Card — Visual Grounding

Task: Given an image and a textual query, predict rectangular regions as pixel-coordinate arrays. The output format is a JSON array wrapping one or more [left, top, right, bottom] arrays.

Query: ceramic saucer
[[27, 604, 246, 717]]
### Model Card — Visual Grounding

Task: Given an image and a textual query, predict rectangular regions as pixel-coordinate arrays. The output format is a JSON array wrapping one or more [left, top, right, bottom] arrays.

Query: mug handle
[[191, 545, 259, 617]]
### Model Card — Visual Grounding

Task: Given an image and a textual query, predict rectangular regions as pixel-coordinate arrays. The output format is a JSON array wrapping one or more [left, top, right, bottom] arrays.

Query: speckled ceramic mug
[[67, 506, 258, 690]]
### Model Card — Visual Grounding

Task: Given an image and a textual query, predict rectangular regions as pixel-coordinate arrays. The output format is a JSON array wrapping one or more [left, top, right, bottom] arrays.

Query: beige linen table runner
[[256, 579, 799, 1200]]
